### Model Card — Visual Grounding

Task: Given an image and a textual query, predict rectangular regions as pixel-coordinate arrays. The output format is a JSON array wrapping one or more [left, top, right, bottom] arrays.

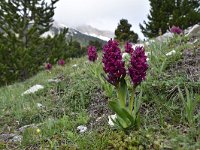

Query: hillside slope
[[0, 33, 200, 149]]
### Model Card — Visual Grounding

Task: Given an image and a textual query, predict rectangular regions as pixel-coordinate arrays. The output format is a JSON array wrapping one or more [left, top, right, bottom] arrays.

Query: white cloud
[[48, 0, 150, 39]]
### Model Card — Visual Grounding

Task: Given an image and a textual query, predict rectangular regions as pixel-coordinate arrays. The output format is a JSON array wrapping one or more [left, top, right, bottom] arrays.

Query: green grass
[[0, 36, 200, 149]]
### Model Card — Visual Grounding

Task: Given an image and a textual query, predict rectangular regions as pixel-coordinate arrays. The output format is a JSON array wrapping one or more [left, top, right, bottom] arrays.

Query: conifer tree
[[0, 0, 60, 84], [140, 0, 200, 38], [115, 19, 138, 43], [0, 0, 58, 48]]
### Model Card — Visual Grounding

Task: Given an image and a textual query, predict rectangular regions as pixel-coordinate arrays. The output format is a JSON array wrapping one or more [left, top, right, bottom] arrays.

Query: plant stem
[[129, 87, 135, 112]]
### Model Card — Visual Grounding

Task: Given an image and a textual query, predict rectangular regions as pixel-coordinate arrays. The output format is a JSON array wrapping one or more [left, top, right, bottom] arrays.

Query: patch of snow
[[77, 125, 87, 133], [108, 114, 117, 127], [21, 84, 44, 96], [166, 50, 176, 56], [41, 31, 54, 38], [84, 32, 110, 41], [59, 23, 68, 28]]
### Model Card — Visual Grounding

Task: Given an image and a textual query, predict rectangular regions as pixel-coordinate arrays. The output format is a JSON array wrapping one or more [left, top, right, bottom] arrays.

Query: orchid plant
[[102, 39, 148, 130], [87, 45, 98, 62], [87, 45, 100, 77]]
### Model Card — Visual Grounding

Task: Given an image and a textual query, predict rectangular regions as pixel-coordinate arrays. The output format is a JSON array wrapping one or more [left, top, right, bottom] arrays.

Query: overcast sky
[[51, 0, 150, 39]]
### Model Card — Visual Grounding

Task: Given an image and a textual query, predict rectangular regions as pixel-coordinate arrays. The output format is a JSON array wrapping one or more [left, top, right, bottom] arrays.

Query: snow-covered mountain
[[41, 22, 107, 46], [76, 25, 114, 41]]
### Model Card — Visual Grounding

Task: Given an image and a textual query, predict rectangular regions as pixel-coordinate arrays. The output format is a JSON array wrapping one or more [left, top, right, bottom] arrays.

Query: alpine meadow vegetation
[[0, 1, 200, 149]]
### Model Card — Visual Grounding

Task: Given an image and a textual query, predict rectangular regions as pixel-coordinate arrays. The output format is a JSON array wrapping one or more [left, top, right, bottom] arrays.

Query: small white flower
[[36, 103, 44, 109], [122, 52, 130, 60], [145, 52, 150, 56], [166, 50, 176, 56], [72, 64, 78, 68], [108, 114, 117, 127]]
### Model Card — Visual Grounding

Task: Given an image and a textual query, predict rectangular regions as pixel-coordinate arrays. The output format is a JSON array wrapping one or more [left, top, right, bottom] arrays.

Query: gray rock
[[77, 125, 87, 133], [156, 31, 173, 42], [10, 135, 23, 142], [21, 84, 44, 96], [185, 24, 200, 37], [18, 124, 37, 133], [0, 133, 16, 142], [47, 78, 61, 83]]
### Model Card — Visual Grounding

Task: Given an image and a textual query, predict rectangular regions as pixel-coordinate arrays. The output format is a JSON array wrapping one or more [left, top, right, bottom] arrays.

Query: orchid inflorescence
[[45, 63, 52, 70], [170, 25, 182, 34], [58, 59, 65, 66], [102, 39, 126, 86], [102, 39, 148, 87], [87, 45, 98, 62]]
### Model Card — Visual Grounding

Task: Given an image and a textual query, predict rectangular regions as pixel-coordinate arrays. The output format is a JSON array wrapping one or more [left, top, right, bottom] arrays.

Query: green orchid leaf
[[117, 78, 128, 107], [108, 100, 135, 129]]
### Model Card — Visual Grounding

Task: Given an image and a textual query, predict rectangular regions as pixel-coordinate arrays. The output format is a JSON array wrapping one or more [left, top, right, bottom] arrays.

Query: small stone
[[77, 125, 87, 133], [10, 135, 22, 142], [18, 124, 37, 133], [108, 114, 117, 127], [21, 84, 44, 96], [0, 134, 16, 142], [47, 79, 61, 83]]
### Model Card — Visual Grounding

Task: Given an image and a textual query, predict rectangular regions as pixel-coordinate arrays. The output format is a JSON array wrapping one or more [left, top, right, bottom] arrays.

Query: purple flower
[[87, 46, 98, 62], [102, 39, 126, 86], [125, 42, 134, 54], [45, 63, 52, 70], [128, 46, 148, 86], [170, 25, 182, 34], [58, 59, 65, 66]]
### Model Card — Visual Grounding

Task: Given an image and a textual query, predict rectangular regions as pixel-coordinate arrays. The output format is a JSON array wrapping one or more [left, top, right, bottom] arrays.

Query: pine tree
[[139, 0, 174, 38], [0, 0, 60, 84], [140, 0, 200, 38], [169, 0, 200, 29], [0, 0, 58, 48], [115, 19, 138, 43]]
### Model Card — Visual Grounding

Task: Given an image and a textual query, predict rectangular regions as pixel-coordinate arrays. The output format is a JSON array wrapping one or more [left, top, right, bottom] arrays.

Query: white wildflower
[[166, 50, 176, 56], [72, 64, 78, 68], [36, 103, 44, 109]]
